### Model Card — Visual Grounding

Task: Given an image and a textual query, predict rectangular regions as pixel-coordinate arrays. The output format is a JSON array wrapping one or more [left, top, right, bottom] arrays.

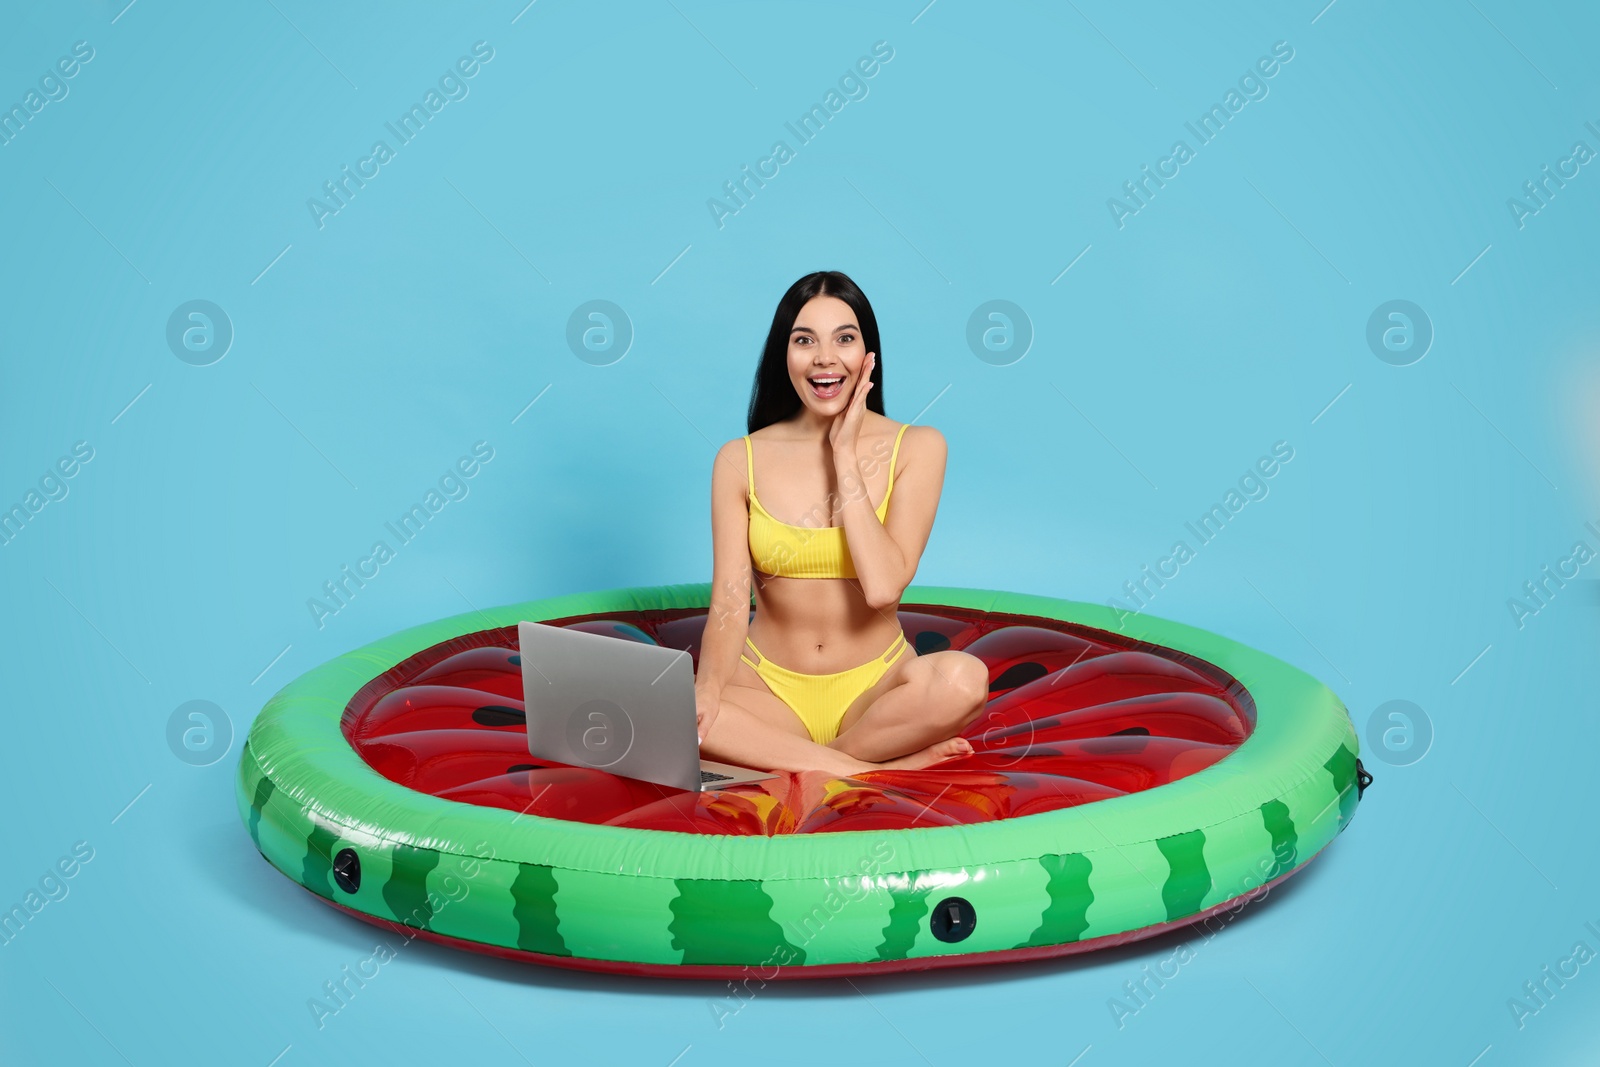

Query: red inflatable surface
[[342, 605, 1255, 835]]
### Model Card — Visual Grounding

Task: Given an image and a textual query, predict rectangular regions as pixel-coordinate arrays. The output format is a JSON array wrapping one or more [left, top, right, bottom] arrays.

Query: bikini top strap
[[885, 423, 910, 498], [742, 435, 755, 496]]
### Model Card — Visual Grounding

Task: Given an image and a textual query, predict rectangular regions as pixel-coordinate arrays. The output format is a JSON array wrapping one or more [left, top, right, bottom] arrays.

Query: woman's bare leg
[[700, 684, 969, 776], [829, 650, 989, 763]]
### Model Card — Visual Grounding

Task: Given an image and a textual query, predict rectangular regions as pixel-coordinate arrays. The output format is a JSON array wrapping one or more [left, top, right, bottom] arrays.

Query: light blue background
[[2, 1, 1597, 1064]]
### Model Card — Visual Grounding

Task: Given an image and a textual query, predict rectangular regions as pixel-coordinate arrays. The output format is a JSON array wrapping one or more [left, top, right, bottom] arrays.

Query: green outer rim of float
[[237, 582, 1362, 965]]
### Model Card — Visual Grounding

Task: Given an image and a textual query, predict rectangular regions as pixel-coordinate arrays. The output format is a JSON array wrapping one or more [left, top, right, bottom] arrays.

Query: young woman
[[695, 271, 989, 777]]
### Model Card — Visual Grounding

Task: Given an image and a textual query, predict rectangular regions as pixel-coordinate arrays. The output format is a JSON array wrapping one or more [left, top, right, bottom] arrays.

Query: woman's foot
[[859, 735, 973, 773]]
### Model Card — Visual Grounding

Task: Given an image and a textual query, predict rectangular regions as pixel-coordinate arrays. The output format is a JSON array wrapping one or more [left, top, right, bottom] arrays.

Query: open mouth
[[807, 375, 845, 400]]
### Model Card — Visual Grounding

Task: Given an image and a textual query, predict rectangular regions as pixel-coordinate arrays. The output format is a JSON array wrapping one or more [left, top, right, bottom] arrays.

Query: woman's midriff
[[746, 573, 902, 673]]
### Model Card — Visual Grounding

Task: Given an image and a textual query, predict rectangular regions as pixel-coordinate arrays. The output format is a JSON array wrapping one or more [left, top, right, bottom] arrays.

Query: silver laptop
[[518, 620, 778, 792]]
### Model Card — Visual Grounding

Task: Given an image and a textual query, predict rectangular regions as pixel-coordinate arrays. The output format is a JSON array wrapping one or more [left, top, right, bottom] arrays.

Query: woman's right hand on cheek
[[695, 687, 721, 745]]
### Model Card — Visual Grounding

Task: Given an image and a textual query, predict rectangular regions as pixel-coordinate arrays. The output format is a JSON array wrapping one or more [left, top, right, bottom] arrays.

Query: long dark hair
[[747, 271, 885, 433]]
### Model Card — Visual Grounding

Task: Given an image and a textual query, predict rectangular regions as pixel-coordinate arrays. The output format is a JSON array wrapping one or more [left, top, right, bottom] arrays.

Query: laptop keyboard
[[700, 769, 736, 783]]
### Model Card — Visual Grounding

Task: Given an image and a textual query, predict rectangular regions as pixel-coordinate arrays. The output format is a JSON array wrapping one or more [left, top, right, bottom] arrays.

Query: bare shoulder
[[901, 422, 947, 459], [880, 422, 944, 484], [714, 437, 749, 483]]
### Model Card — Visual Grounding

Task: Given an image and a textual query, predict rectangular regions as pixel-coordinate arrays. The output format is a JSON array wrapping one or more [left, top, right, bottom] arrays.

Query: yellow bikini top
[[745, 423, 909, 580]]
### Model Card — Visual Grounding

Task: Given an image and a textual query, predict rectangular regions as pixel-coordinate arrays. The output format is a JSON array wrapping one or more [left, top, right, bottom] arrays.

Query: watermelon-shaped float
[[237, 583, 1368, 978]]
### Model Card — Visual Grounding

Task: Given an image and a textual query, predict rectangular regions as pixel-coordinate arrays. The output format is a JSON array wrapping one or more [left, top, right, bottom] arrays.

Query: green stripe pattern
[[1017, 852, 1093, 948], [510, 864, 569, 956], [1157, 831, 1212, 922]]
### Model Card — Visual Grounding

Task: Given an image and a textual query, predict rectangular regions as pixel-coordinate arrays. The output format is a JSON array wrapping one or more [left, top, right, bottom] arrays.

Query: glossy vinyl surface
[[341, 605, 1256, 835]]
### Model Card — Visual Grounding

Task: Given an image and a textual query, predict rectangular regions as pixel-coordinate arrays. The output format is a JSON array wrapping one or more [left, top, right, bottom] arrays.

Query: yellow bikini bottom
[[740, 631, 910, 745]]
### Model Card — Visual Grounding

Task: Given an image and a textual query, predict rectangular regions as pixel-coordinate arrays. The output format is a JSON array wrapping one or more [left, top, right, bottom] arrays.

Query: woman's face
[[786, 295, 871, 414]]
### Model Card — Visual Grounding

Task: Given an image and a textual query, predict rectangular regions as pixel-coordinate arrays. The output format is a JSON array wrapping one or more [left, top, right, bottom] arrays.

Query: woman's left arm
[[834, 424, 946, 610]]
